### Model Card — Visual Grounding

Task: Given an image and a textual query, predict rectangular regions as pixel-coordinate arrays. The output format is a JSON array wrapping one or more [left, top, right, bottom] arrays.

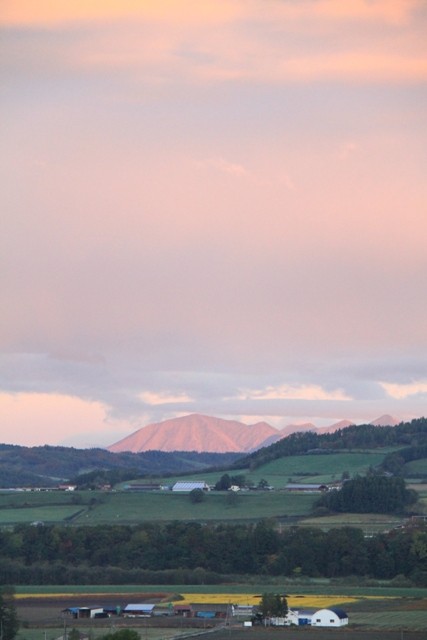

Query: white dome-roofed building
[[311, 607, 348, 627]]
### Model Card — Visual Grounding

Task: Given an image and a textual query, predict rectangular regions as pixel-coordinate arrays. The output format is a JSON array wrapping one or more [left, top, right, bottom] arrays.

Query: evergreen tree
[[214, 474, 232, 490], [259, 593, 288, 618]]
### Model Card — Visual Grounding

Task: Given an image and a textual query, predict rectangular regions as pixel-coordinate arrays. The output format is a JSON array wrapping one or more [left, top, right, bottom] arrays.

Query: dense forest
[[315, 476, 418, 514], [238, 418, 427, 470], [0, 520, 426, 586]]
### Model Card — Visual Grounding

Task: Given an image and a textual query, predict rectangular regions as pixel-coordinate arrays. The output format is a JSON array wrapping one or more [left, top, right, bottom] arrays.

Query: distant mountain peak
[[108, 413, 403, 454], [370, 414, 400, 426], [328, 419, 355, 429], [108, 413, 277, 454]]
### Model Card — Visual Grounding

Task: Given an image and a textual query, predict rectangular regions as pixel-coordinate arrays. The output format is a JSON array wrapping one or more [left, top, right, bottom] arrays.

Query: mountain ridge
[[108, 413, 401, 454]]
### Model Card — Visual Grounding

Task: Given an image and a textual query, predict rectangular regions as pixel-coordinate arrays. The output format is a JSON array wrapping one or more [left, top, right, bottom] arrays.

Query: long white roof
[[172, 481, 206, 491], [124, 604, 155, 612]]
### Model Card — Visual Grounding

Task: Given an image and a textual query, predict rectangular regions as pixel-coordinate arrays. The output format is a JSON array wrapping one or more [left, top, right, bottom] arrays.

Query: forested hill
[[237, 417, 427, 470], [0, 444, 241, 488]]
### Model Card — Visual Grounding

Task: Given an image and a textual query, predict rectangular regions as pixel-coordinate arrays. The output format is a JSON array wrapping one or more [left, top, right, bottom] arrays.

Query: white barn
[[172, 481, 209, 492], [311, 607, 348, 627]]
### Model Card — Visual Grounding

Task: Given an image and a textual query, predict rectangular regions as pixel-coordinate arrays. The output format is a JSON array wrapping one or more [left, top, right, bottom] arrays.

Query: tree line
[[0, 520, 426, 585]]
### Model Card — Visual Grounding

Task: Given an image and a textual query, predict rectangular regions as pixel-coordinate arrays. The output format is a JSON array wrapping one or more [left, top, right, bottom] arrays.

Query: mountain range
[[108, 413, 400, 454]]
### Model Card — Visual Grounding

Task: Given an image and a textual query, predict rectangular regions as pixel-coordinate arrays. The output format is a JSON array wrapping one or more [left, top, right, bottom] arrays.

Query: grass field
[[74, 491, 315, 524], [0, 490, 316, 525], [0, 505, 82, 525]]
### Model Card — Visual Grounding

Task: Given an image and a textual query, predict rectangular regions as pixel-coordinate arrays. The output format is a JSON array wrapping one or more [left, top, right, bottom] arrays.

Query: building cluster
[[63, 603, 348, 628]]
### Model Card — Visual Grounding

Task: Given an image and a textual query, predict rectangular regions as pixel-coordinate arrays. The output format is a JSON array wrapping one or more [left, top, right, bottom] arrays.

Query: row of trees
[[0, 520, 426, 585]]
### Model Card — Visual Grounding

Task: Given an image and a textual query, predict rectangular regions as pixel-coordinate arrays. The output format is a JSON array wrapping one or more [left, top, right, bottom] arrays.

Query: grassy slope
[[124, 448, 398, 489]]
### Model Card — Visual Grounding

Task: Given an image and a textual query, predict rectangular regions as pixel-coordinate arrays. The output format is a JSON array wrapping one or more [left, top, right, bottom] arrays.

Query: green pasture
[[243, 450, 394, 486], [0, 505, 83, 525], [133, 448, 397, 490], [404, 458, 427, 475], [73, 491, 315, 524], [0, 492, 84, 508]]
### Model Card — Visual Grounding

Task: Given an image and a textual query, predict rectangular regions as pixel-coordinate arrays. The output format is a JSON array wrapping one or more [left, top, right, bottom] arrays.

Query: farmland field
[[0, 445, 424, 526], [0, 489, 419, 529], [300, 512, 406, 533], [13, 585, 427, 636]]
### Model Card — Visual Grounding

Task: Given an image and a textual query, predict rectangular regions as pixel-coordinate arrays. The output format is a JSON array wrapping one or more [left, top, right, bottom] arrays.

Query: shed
[[191, 603, 231, 619], [285, 483, 328, 492], [174, 604, 193, 617], [76, 607, 104, 619], [296, 609, 315, 625], [232, 605, 254, 617], [123, 604, 155, 617], [311, 607, 348, 627]]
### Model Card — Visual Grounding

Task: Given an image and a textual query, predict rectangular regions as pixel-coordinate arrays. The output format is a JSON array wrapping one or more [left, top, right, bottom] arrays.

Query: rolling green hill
[[0, 444, 240, 488]]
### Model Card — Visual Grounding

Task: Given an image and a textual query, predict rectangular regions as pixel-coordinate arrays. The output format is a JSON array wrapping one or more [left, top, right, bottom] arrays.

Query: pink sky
[[1, 0, 427, 447]]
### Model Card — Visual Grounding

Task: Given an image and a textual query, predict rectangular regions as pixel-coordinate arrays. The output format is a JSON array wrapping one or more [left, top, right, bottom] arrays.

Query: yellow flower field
[[15, 590, 391, 611], [176, 592, 359, 609]]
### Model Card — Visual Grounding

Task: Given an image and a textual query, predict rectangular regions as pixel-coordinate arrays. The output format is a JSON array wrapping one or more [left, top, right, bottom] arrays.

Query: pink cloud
[[3, 1, 425, 85], [0, 392, 127, 446]]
